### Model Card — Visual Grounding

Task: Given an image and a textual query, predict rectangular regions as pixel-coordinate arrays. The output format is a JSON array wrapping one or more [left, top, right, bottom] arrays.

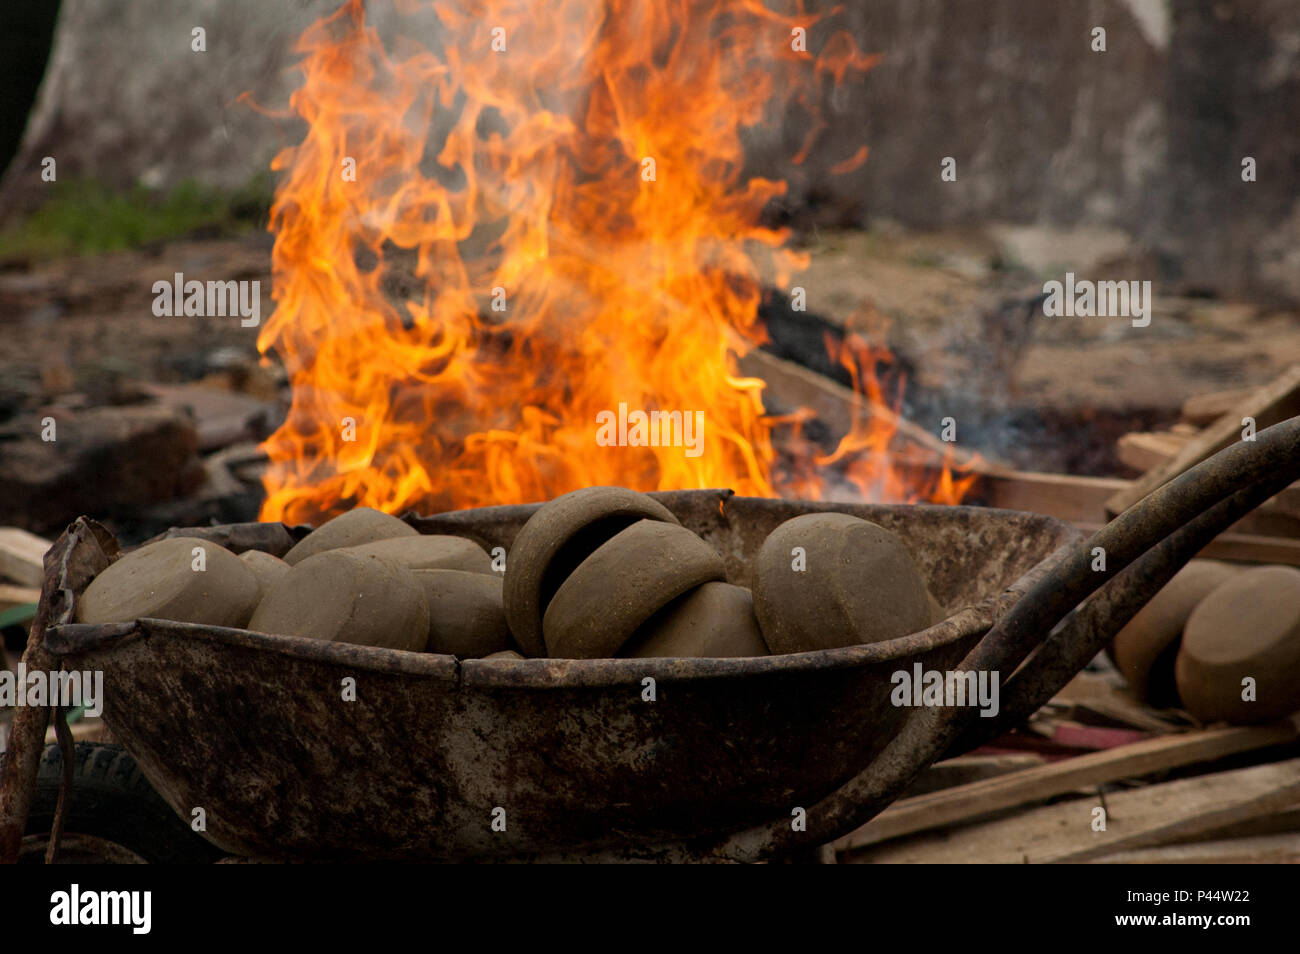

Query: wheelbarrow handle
[[701, 414, 1300, 863]]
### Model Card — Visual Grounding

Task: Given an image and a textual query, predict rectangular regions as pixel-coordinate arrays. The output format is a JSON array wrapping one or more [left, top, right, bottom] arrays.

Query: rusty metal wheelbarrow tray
[[4, 417, 1299, 862]]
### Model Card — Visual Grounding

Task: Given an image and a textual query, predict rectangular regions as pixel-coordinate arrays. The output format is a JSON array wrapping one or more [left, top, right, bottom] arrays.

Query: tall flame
[[257, 0, 964, 523]]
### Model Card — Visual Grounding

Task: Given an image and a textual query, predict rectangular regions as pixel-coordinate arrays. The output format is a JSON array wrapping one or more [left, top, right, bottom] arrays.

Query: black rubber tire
[[22, 741, 225, 864]]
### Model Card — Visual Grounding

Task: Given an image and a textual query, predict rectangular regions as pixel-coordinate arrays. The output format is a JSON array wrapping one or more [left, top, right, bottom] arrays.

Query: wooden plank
[[845, 755, 1300, 864], [737, 349, 984, 469], [1116, 432, 1300, 525], [1181, 387, 1254, 427], [835, 718, 1299, 854], [0, 528, 51, 587], [1117, 431, 1188, 473], [1048, 671, 1191, 734], [1180, 805, 1300, 843], [1085, 833, 1300, 864], [978, 469, 1129, 524], [42, 718, 112, 746], [1105, 364, 1300, 518], [0, 584, 41, 612], [902, 754, 1045, 798]]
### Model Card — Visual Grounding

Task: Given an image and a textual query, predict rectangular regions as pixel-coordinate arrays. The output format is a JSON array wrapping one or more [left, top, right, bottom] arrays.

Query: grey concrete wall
[[3, 0, 1298, 301]]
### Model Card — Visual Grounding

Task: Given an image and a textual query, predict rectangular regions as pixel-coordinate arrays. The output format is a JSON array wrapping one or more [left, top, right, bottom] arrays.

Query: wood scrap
[[1188, 805, 1300, 843], [1117, 431, 1189, 473], [0, 528, 50, 587], [1181, 387, 1254, 427], [836, 718, 1299, 854], [1085, 833, 1300, 864], [902, 753, 1045, 798], [844, 754, 1300, 864], [1048, 670, 1191, 733], [978, 469, 1127, 524], [738, 349, 984, 469], [1050, 724, 1149, 750], [42, 718, 112, 746], [0, 584, 41, 613], [1105, 364, 1300, 517]]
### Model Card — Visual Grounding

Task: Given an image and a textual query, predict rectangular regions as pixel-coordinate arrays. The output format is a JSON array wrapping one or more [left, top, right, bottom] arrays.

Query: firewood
[[835, 719, 1299, 854], [0, 584, 41, 613], [1084, 833, 1300, 864], [978, 470, 1127, 523], [1117, 431, 1189, 473], [1181, 387, 1255, 427], [737, 349, 984, 469], [0, 528, 51, 587], [844, 752, 1300, 863], [1105, 364, 1300, 518]]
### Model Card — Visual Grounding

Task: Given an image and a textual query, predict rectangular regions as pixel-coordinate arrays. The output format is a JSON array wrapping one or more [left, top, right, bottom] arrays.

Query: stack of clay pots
[[77, 508, 514, 658], [1110, 560, 1300, 724], [77, 486, 943, 661]]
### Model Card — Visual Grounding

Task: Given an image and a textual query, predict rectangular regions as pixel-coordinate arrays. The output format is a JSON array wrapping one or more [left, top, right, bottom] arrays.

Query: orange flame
[[257, 0, 966, 523]]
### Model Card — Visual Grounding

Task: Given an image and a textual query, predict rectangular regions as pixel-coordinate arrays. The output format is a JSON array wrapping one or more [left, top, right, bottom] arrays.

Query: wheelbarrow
[[2, 418, 1298, 862]]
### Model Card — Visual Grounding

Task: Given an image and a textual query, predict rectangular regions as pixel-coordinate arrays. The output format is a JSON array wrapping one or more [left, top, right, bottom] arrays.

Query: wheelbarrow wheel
[[20, 741, 225, 864]]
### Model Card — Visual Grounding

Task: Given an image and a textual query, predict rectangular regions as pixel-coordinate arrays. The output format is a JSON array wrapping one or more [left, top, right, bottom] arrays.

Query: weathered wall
[[2, 0, 1297, 300]]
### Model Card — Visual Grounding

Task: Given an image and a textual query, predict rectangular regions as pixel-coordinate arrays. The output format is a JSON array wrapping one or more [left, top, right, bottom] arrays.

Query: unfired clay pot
[[76, 536, 260, 629], [503, 486, 679, 657], [624, 582, 769, 658], [283, 507, 417, 566], [1176, 565, 1300, 724], [542, 519, 725, 659], [752, 512, 932, 654], [1110, 559, 1240, 707], [342, 535, 492, 574], [248, 550, 429, 652], [413, 569, 515, 658], [240, 549, 291, 604]]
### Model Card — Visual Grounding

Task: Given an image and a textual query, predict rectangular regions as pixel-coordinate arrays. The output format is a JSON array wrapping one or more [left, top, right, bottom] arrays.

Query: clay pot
[[625, 582, 768, 658], [503, 486, 679, 657], [342, 535, 492, 574], [542, 519, 725, 659], [240, 549, 291, 603], [283, 507, 417, 566], [752, 512, 931, 654], [1175, 565, 1300, 724], [76, 536, 260, 629], [1111, 559, 1240, 706], [248, 550, 429, 652], [484, 650, 523, 661], [412, 569, 515, 658]]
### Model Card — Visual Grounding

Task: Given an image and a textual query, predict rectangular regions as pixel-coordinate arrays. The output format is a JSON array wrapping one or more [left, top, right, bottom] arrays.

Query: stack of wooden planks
[[832, 670, 1300, 863]]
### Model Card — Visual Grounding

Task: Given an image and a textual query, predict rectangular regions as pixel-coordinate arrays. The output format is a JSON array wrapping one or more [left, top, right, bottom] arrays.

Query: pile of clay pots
[[1110, 560, 1300, 724], [76, 486, 942, 660]]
